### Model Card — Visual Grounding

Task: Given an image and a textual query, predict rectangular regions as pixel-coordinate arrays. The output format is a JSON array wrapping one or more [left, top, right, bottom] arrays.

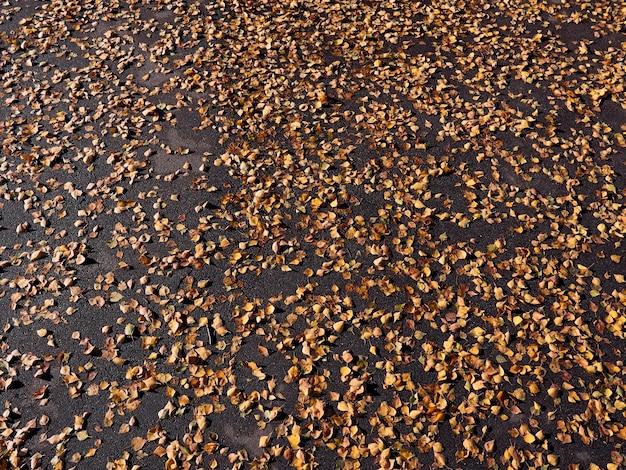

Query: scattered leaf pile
[[0, 0, 625, 468]]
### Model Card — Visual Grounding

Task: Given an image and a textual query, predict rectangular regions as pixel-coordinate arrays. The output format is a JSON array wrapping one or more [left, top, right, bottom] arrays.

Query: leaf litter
[[0, 0, 625, 469]]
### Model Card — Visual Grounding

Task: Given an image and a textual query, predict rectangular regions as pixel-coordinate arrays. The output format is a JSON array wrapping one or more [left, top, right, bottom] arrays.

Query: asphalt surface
[[0, 1, 625, 469]]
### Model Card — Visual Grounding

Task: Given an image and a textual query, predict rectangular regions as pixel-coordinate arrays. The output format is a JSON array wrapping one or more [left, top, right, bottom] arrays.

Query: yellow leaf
[[463, 438, 478, 453], [204, 442, 219, 453], [616, 427, 626, 439], [131, 437, 146, 451], [287, 433, 300, 449], [528, 382, 540, 394], [165, 457, 177, 470], [84, 448, 97, 458], [494, 287, 504, 300], [469, 326, 485, 338], [310, 198, 323, 210], [284, 365, 299, 383], [433, 451, 446, 467], [472, 380, 486, 391]]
